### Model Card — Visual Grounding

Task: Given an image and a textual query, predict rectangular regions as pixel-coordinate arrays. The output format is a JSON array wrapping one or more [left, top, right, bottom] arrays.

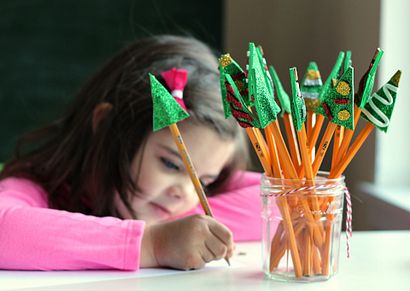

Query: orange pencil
[[307, 111, 314, 139], [245, 127, 272, 176], [312, 122, 338, 176], [265, 125, 282, 178], [269, 121, 298, 179], [331, 126, 344, 168], [289, 68, 323, 247], [329, 123, 374, 179], [307, 114, 325, 155], [283, 113, 302, 173]]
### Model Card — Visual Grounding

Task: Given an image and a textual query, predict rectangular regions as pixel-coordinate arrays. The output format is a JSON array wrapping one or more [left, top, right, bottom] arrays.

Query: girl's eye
[[200, 178, 215, 188], [160, 157, 181, 171]]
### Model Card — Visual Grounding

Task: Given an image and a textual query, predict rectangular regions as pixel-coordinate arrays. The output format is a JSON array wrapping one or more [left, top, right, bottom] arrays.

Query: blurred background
[[1, 0, 409, 229]]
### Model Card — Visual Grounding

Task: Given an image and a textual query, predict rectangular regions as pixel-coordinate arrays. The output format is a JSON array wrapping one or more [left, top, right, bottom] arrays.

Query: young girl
[[0, 35, 263, 271]]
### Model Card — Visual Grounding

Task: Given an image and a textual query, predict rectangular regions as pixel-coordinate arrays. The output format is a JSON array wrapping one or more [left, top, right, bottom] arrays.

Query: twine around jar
[[279, 184, 353, 258]]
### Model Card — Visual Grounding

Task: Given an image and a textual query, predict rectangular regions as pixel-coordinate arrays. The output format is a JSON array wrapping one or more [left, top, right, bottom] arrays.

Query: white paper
[[0, 258, 243, 290]]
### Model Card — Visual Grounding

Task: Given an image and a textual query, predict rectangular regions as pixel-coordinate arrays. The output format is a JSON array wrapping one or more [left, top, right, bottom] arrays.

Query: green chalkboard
[[0, 0, 222, 161]]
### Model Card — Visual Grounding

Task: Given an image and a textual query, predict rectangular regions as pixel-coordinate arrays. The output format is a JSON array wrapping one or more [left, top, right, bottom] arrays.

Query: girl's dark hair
[[0, 35, 249, 218]]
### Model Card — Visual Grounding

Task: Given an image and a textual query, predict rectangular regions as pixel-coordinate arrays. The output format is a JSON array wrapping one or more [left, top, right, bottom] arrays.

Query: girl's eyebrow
[[157, 144, 182, 161]]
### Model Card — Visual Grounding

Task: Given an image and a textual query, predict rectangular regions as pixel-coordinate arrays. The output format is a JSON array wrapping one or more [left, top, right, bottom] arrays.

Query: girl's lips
[[150, 202, 172, 219]]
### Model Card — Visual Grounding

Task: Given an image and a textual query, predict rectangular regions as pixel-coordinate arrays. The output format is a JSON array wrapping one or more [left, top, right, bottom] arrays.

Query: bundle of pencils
[[219, 44, 401, 278]]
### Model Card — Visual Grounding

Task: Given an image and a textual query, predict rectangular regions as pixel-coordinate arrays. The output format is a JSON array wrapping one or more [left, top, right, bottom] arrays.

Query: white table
[[2, 231, 410, 291]]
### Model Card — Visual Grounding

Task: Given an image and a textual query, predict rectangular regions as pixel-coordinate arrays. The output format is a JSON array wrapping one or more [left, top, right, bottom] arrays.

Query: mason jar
[[261, 172, 345, 282]]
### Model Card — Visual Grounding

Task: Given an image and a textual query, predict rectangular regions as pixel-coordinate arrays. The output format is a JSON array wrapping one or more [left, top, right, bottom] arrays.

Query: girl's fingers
[[208, 218, 234, 247], [200, 244, 216, 263], [204, 233, 228, 260]]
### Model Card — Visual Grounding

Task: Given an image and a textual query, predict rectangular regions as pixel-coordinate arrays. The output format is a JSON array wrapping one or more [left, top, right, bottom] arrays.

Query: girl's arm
[[0, 177, 144, 271]]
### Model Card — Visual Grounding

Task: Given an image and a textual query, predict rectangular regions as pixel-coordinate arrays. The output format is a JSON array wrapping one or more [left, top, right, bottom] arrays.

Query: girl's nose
[[167, 182, 197, 203], [167, 186, 183, 200]]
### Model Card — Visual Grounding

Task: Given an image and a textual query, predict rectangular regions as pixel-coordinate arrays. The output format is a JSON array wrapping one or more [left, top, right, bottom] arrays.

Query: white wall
[[377, 0, 410, 187]]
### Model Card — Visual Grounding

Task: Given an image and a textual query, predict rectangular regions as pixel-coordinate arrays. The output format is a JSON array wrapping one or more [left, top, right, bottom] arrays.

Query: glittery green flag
[[256, 46, 274, 97], [219, 54, 249, 118], [344, 50, 352, 72], [361, 70, 401, 133], [218, 65, 231, 119], [356, 48, 384, 108], [247, 42, 280, 128], [269, 65, 291, 115], [289, 67, 307, 131], [317, 51, 345, 104], [149, 73, 190, 132], [224, 73, 260, 128], [316, 66, 355, 129], [300, 62, 323, 111]]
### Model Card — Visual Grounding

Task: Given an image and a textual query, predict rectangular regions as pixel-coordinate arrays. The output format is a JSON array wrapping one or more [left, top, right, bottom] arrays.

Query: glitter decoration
[[225, 74, 260, 128], [356, 48, 384, 108], [219, 54, 233, 67], [316, 66, 355, 129], [256, 45, 274, 97], [334, 98, 350, 105], [300, 62, 323, 111], [289, 67, 307, 131], [149, 74, 189, 132], [219, 54, 249, 117], [247, 42, 280, 128], [336, 81, 351, 96], [269, 65, 291, 115], [338, 110, 350, 121], [322, 102, 333, 120], [305, 99, 321, 110], [361, 70, 401, 133]]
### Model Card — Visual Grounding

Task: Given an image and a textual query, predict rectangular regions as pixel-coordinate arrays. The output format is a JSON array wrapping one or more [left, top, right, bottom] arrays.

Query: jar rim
[[261, 171, 345, 184]]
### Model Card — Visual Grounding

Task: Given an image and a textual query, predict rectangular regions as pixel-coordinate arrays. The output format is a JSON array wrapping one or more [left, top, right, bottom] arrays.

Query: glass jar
[[261, 171, 345, 282]]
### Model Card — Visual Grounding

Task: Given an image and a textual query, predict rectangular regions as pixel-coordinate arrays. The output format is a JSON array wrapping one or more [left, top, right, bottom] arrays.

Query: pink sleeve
[[0, 178, 145, 271], [177, 171, 273, 242]]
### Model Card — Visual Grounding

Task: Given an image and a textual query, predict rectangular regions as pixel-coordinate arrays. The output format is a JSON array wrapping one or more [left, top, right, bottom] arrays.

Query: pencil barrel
[[261, 172, 345, 282]]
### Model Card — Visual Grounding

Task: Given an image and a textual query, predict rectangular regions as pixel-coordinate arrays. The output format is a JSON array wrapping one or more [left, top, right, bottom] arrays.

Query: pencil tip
[[225, 258, 231, 266]]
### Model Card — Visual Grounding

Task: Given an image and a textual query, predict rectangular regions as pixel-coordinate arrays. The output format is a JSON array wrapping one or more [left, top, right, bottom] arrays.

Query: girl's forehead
[[147, 122, 236, 172], [151, 121, 229, 145]]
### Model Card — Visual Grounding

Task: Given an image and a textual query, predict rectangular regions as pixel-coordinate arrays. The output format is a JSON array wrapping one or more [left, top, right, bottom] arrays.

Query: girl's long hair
[[0, 35, 249, 218]]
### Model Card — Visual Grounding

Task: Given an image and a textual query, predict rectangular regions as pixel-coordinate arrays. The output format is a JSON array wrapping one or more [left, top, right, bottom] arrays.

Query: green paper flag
[[318, 51, 345, 104], [149, 73, 190, 132], [224, 74, 260, 128], [269, 65, 291, 115], [356, 48, 384, 108], [219, 54, 248, 118], [300, 62, 323, 111], [247, 42, 280, 128], [316, 66, 355, 129], [361, 70, 401, 133], [256, 46, 274, 97], [218, 65, 231, 119], [289, 67, 307, 131], [344, 50, 352, 72]]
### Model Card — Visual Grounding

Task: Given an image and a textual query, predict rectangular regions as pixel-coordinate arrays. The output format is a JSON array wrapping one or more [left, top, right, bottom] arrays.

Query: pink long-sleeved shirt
[[0, 171, 263, 271]]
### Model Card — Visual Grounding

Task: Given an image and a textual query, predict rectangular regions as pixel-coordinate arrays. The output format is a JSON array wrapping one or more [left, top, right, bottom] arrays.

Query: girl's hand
[[140, 214, 234, 270]]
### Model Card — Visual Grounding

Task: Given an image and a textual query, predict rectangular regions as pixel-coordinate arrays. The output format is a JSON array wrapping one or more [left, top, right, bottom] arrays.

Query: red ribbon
[[161, 67, 188, 111]]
